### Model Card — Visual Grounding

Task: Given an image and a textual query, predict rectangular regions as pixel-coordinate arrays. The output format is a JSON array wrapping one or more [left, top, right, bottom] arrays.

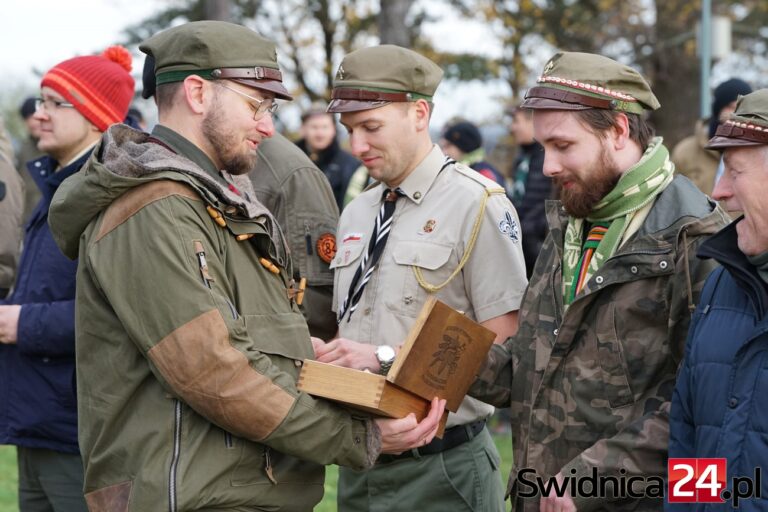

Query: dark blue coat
[[0, 152, 90, 454], [669, 220, 768, 510]]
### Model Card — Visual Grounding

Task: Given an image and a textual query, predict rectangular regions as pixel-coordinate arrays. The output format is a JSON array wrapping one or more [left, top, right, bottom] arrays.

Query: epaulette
[[452, 162, 506, 194]]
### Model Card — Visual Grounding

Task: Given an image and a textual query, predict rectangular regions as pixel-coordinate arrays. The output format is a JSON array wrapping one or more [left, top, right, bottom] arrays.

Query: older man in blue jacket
[[670, 90, 768, 510], [0, 48, 133, 511]]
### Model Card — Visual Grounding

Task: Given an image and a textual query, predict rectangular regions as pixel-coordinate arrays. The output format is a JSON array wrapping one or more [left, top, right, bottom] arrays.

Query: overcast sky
[[0, 0, 157, 84], [2, 1, 525, 131]]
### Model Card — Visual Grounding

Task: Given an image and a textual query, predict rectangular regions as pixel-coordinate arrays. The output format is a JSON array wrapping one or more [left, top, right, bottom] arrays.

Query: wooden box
[[297, 297, 496, 437]]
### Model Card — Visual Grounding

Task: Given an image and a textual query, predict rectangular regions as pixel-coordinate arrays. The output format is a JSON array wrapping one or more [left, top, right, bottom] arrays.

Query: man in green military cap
[[47, 21, 444, 511], [670, 89, 768, 509], [469, 51, 730, 511], [313, 44, 528, 511]]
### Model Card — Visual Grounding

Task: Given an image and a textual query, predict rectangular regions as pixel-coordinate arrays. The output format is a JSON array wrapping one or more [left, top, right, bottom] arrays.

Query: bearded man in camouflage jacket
[[470, 52, 730, 511]]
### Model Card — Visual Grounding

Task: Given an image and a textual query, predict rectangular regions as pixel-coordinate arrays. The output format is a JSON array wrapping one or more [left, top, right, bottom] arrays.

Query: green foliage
[[0, 446, 18, 512]]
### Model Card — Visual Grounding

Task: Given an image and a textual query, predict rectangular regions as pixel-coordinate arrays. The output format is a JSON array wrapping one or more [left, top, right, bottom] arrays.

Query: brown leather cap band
[[714, 122, 768, 144], [525, 86, 617, 110], [331, 87, 412, 102], [211, 66, 283, 81]]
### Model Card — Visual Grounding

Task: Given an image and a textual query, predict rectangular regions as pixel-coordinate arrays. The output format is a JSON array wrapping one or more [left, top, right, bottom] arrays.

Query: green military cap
[[327, 45, 443, 113], [707, 89, 768, 149], [139, 20, 292, 100], [522, 52, 659, 114]]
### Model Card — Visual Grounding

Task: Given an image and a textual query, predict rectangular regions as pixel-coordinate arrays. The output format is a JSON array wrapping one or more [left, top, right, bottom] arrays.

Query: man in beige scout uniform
[[48, 22, 444, 512], [469, 52, 729, 511], [314, 45, 528, 511]]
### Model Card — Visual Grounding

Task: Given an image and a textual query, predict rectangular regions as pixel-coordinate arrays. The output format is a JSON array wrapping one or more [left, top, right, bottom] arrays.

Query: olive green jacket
[[49, 125, 378, 512], [0, 121, 22, 294], [251, 133, 339, 340], [471, 176, 730, 511]]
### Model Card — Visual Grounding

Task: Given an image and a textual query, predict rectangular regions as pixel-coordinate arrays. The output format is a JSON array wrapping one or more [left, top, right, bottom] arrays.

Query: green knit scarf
[[562, 137, 674, 305]]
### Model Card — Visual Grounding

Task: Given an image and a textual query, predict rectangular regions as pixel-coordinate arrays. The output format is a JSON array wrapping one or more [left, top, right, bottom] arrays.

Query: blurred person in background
[[440, 120, 506, 185], [16, 97, 44, 224], [672, 77, 752, 194], [0, 118, 23, 299], [296, 103, 361, 210], [507, 104, 552, 277]]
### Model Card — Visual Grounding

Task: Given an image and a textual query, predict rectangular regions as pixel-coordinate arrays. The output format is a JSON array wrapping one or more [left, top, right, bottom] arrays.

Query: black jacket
[[509, 142, 551, 276]]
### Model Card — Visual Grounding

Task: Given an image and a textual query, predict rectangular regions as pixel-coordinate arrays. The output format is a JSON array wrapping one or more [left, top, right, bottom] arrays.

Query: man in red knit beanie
[[0, 46, 133, 512]]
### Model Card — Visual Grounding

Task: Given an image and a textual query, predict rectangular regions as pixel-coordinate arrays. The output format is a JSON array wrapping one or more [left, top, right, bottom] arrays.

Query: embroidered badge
[[422, 219, 436, 233], [542, 58, 555, 76], [316, 233, 337, 264], [498, 211, 520, 243]]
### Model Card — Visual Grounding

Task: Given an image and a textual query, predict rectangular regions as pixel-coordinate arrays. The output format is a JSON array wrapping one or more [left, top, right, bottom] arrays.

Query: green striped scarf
[[562, 137, 674, 305]]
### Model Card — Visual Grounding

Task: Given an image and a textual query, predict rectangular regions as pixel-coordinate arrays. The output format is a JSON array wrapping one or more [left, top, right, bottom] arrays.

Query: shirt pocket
[[388, 240, 454, 317], [329, 240, 366, 312]]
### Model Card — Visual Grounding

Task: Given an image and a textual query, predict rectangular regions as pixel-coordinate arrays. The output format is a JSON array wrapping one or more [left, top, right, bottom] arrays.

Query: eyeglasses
[[35, 97, 75, 112], [216, 82, 279, 120]]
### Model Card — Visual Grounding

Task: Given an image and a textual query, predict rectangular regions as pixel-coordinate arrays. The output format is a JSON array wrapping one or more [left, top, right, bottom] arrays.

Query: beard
[[555, 144, 621, 218], [202, 99, 259, 175]]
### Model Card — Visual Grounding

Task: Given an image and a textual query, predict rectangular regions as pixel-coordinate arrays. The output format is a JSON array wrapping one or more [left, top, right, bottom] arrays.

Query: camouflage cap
[[522, 52, 659, 114], [139, 20, 292, 100], [706, 89, 768, 149], [327, 45, 443, 113]]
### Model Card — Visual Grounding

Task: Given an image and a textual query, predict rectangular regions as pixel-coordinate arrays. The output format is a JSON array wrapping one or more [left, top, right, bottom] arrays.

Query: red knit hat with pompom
[[41, 46, 135, 132]]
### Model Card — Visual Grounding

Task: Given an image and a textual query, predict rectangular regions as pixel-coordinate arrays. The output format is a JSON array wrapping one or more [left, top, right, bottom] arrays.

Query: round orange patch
[[316, 233, 337, 264]]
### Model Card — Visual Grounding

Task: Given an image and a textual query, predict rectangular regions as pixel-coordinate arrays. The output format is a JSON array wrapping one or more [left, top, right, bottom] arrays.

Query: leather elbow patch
[[148, 309, 295, 440]]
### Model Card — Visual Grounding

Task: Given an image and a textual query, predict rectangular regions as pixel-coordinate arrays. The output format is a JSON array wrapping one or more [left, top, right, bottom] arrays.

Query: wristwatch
[[375, 345, 396, 375]]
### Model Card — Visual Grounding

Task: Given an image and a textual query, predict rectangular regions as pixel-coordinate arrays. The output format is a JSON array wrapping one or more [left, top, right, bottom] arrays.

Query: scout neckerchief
[[458, 147, 485, 167], [337, 187, 404, 322], [562, 137, 674, 305]]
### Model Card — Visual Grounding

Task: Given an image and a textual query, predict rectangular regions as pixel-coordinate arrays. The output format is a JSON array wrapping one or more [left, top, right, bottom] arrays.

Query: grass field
[[0, 433, 512, 512]]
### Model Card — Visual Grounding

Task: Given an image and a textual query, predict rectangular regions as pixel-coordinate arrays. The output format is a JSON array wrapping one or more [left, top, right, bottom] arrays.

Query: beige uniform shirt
[[332, 145, 528, 427]]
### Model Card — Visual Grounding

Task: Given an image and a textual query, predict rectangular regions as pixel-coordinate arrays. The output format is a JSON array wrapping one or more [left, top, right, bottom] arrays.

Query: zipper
[[194, 241, 237, 319], [168, 399, 182, 512], [224, 298, 238, 319], [264, 447, 277, 485], [304, 221, 313, 255], [194, 241, 214, 287]]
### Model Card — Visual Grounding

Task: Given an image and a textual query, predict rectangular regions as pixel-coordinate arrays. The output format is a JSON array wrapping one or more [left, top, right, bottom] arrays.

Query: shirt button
[[414, 191, 422, 199], [630, 266, 638, 274], [659, 261, 668, 270], [294, 360, 302, 367], [404, 296, 413, 305], [42, 357, 50, 363], [728, 397, 738, 408], [364, 307, 371, 316], [34, 161, 41, 167], [224, 206, 237, 215], [553, 328, 559, 336], [354, 436, 361, 444], [595, 276, 604, 284]]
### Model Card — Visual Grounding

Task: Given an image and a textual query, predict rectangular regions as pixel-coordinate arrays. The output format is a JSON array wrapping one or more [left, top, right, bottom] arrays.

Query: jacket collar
[[27, 149, 94, 202], [698, 219, 768, 317]]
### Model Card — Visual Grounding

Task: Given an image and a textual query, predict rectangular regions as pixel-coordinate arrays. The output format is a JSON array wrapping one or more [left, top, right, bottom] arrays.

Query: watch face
[[376, 345, 396, 363]]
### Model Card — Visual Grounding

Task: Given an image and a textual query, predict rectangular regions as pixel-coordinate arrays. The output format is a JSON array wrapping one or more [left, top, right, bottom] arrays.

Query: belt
[[376, 419, 486, 465]]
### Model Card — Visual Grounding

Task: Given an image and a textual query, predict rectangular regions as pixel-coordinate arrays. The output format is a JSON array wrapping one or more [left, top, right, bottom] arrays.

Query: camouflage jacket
[[471, 176, 729, 511]]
